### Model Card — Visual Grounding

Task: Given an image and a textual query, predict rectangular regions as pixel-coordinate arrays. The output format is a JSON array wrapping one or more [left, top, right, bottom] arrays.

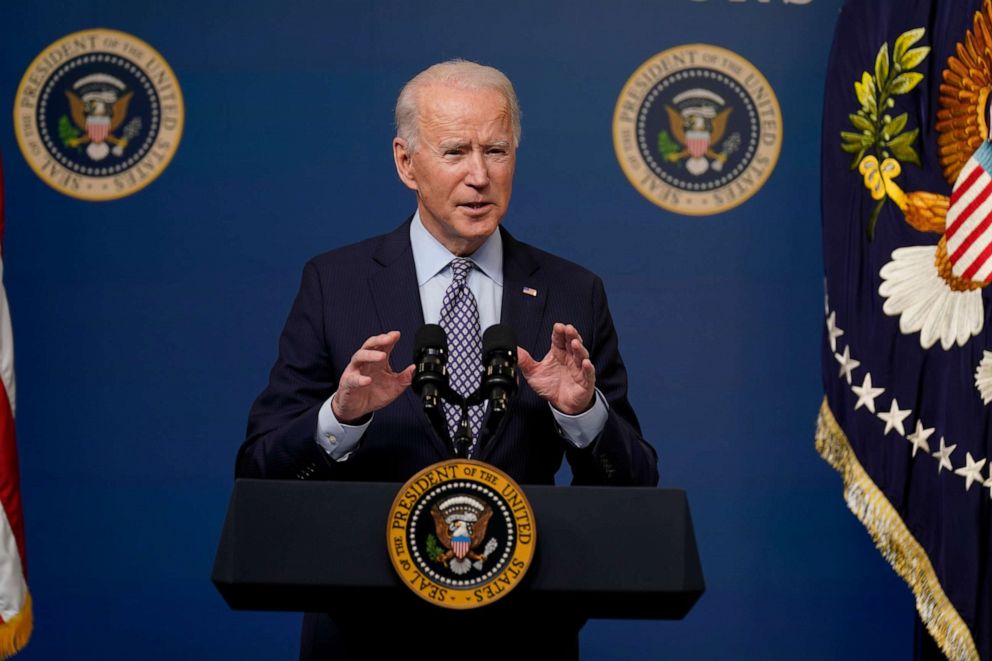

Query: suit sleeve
[[564, 276, 659, 486], [237, 261, 343, 480]]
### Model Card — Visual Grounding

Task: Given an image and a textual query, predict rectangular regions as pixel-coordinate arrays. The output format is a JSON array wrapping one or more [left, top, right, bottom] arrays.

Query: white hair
[[395, 59, 521, 152]]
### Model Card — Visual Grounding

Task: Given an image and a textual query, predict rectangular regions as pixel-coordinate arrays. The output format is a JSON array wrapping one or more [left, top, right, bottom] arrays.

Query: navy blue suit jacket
[[239, 220, 658, 486], [238, 220, 658, 659]]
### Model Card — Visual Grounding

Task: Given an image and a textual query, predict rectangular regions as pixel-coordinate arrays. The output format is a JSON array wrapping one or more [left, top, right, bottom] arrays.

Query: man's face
[[394, 84, 516, 256]]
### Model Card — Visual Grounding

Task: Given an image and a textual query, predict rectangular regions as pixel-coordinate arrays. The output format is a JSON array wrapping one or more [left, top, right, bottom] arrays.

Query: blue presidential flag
[[819, 1, 992, 659]]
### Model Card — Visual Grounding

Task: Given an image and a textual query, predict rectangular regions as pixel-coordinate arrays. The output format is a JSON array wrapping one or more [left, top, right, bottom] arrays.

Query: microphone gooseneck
[[411, 323, 520, 459]]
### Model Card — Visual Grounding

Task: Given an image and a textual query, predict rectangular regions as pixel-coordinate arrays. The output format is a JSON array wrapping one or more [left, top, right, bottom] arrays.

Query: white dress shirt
[[315, 211, 607, 460]]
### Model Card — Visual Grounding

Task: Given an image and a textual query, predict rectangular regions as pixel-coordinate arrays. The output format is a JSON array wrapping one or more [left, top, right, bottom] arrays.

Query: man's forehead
[[418, 84, 511, 124]]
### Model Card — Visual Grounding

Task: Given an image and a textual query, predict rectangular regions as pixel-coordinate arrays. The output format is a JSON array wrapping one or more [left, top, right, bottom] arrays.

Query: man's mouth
[[459, 202, 495, 216]]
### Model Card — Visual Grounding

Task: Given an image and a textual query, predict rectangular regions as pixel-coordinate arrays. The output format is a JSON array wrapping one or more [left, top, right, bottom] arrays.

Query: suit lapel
[[499, 226, 548, 363], [477, 227, 549, 462], [368, 220, 451, 460]]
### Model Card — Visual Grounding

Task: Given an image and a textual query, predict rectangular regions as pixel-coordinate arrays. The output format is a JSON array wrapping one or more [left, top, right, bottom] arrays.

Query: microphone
[[481, 324, 517, 413], [412, 324, 449, 411]]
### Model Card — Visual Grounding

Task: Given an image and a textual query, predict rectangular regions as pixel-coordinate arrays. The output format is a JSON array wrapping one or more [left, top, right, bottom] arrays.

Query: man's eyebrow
[[486, 140, 512, 149], [438, 140, 469, 151]]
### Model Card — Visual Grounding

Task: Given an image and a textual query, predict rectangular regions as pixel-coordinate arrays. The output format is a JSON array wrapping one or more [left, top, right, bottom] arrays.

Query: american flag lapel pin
[[522, 286, 537, 297]]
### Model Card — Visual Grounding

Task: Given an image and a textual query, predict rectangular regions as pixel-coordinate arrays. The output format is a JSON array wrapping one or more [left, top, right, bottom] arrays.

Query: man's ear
[[393, 137, 418, 191]]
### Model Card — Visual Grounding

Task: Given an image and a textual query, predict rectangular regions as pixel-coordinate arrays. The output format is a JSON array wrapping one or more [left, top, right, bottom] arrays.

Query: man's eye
[[444, 149, 463, 156]]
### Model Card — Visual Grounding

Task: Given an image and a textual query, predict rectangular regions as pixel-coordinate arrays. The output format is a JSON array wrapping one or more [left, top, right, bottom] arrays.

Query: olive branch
[[840, 27, 930, 239], [426, 534, 444, 562], [58, 115, 82, 150], [658, 130, 681, 164]]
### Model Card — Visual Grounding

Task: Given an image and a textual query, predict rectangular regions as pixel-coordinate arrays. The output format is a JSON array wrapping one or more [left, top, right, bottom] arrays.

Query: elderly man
[[239, 60, 657, 659]]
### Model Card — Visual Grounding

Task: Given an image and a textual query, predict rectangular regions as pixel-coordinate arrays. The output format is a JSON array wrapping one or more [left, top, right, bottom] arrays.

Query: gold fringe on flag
[[0, 590, 32, 660], [815, 398, 979, 661]]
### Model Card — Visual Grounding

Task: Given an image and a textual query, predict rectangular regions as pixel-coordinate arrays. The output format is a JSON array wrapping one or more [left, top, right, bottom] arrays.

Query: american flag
[[0, 155, 32, 657]]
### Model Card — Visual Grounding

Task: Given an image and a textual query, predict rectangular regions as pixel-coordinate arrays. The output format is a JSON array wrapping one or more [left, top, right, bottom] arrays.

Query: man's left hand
[[517, 323, 596, 415]]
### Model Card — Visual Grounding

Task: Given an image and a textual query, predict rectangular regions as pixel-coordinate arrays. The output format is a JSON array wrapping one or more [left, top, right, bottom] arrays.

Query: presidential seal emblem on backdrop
[[613, 44, 782, 216], [13, 29, 184, 201], [387, 460, 535, 609]]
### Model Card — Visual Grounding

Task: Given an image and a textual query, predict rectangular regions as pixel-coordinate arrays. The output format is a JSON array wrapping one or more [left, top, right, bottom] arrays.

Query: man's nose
[[464, 150, 490, 187]]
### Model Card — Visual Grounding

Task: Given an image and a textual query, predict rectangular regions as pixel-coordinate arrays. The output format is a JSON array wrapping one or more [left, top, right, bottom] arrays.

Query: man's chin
[[446, 218, 500, 254], [455, 209, 502, 232]]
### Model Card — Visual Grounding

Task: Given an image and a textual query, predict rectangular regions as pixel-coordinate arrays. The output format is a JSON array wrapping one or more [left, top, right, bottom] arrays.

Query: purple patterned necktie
[[439, 258, 484, 452]]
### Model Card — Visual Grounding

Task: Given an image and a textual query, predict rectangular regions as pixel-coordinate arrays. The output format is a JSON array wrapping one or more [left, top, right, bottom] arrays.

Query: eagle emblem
[[660, 89, 736, 176], [843, 5, 992, 350], [62, 73, 139, 162], [388, 460, 535, 608], [428, 495, 499, 576]]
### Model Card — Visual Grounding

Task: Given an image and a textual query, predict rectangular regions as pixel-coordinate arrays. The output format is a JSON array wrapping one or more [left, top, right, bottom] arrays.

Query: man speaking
[[238, 60, 658, 658]]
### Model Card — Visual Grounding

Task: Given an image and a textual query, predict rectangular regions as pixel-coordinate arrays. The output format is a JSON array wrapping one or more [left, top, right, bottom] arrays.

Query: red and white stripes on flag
[[0, 156, 32, 658], [945, 141, 992, 283]]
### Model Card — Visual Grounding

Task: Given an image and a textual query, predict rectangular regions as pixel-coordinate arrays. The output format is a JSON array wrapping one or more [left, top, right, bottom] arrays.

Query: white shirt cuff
[[315, 393, 372, 461], [550, 389, 608, 449]]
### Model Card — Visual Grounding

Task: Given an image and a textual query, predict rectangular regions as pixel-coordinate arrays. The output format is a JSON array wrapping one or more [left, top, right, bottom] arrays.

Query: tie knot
[[450, 258, 473, 285]]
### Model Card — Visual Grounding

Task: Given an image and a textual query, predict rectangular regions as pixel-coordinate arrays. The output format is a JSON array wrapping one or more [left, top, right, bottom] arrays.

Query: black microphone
[[412, 324, 449, 411], [481, 324, 517, 413]]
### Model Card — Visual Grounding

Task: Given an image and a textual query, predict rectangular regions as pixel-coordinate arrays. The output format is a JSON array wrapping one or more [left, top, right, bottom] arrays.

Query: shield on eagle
[[451, 534, 470, 560], [86, 116, 110, 143], [686, 130, 710, 159], [944, 141, 992, 284]]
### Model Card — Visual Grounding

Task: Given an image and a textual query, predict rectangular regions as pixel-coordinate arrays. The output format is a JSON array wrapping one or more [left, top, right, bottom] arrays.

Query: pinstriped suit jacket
[[239, 219, 657, 486], [236, 220, 658, 485], [238, 220, 658, 659]]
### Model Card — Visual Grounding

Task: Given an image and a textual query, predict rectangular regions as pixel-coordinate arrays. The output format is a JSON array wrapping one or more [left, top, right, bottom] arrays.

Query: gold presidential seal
[[387, 459, 536, 609], [13, 29, 184, 201], [613, 44, 782, 216]]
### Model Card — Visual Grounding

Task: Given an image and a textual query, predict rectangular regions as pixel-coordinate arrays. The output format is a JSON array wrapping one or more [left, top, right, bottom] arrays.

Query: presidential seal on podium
[[387, 459, 536, 609]]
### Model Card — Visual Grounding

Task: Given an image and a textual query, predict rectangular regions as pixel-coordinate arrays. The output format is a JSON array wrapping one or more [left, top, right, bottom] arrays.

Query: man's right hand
[[331, 331, 415, 424]]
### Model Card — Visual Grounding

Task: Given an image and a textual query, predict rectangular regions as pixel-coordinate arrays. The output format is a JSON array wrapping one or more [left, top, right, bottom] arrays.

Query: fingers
[[351, 348, 387, 366], [551, 322, 584, 349], [397, 364, 416, 386], [550, 322, 568, 352], [569, 337, 590, 363], [332, 332, 408, 423], [340, 372, 373, 390], [349, 330, 404, 369], [550, 323, 588, 368], [579, 357, 596, 385], [361, 330, 402, 354], [554, 324, 595, 390], [516, 345, 536, 375], [523, 324, 593, 375]]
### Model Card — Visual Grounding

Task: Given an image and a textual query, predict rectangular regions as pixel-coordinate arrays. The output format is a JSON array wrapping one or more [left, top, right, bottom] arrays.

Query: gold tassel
[[0, 591, 33, 660], [815, 400, 980, 661]]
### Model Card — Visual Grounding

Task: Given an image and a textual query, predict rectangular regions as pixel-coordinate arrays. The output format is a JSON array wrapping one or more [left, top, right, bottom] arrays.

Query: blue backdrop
[[0, 1, 916, 658]]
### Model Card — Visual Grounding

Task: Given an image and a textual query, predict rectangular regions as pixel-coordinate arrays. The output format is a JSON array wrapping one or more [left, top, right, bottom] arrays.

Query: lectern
[[212, 479, 704, 620]]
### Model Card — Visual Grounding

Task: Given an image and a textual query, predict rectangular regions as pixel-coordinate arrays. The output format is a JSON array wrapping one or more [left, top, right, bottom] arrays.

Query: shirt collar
[[409, 210, 504, 286]]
